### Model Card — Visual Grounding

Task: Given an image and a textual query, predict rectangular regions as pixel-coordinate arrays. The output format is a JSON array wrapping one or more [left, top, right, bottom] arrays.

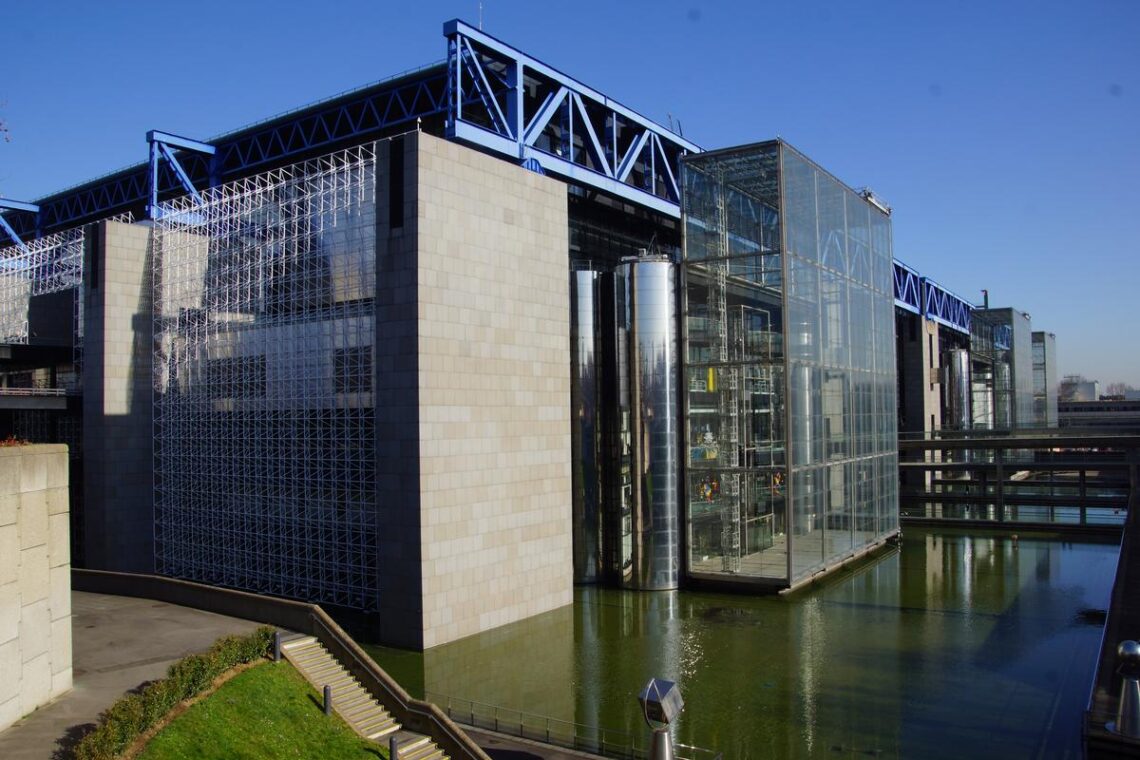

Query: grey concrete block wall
[[412, 132, 573, 648], [0, 444, 72, 731], [82, 221, 155, 572]]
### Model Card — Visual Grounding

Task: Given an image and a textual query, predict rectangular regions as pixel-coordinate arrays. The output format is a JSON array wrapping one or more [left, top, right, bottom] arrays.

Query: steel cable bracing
[[153, 145, 379, 611]]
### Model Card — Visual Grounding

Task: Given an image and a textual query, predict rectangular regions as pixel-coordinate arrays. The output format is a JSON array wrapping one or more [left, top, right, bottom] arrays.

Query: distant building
[[1059, 399, 1140, 430], [1060, 375, 1100, 402], [1031, 331, 1057, 427]]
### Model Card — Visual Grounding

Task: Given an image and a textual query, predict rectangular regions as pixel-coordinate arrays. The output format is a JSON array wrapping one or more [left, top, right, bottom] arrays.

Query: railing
[[426, 691, 722, 760], [0, 387, 68, 396], [898, 433, 1140, 530], [1085, 481, 1140, 757]]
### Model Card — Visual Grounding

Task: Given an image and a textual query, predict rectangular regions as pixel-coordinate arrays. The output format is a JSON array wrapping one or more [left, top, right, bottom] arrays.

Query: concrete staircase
[[281, 635, 447, 759]]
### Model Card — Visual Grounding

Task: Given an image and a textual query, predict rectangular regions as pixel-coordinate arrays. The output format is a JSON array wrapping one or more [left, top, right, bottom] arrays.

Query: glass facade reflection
[[681, 142, 898, 587]]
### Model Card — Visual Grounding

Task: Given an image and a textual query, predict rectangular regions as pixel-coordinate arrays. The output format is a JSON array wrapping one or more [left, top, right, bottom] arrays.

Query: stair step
[[342, 701, 383, 721], [357, 711, 396, 730], [366, 721, 400, 740], [399, 737, 431, 752], [280, 635, 317, 649], [402, 747, 443, 760], [336, 692, 375, 709]]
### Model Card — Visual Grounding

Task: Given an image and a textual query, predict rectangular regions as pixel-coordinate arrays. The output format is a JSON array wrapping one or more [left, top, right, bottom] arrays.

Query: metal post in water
[[323, 685, 333, 716], [1109, 640, 1140, 738]]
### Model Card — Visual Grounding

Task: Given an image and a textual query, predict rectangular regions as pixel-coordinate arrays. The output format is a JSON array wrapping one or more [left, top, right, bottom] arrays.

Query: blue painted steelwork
[[893, 259, 922, 315], [8, 66, 449, 239], [443, 19, 700, 218], [147, 131, 216, 219], [0, 199, 40, 252], [994, 325, 1012, 351], [893, 258, 972, 334], [921, 277, 971, 334]]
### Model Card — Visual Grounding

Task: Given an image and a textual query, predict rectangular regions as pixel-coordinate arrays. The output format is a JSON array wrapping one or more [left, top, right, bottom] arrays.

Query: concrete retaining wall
[[0, 444, 71, 731]]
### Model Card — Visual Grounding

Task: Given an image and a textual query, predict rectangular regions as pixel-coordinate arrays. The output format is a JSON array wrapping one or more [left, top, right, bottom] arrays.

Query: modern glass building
[[1032, 331, 1058, 427], [681, 142, 899, 589], [975, 307, 1034, 429]]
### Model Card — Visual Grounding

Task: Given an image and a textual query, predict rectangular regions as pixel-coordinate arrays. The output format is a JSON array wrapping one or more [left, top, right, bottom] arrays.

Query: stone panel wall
[[0, 444, 72, 731], [413, 132, 572, 647]]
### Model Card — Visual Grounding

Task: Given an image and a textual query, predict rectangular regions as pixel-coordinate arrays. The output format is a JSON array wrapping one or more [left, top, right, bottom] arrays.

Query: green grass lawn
[[137, 661, 387, 760]]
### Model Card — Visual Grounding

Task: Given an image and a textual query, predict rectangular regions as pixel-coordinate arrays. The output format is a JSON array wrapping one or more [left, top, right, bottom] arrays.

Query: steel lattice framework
[[153, 145, 379, 610], [0, 227, 85, 344], [6, 65, 447, 240], [444, 20, 701, 218]]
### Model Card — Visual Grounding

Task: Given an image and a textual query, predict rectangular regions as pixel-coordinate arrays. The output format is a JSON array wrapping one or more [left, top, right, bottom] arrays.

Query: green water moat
[[368, 527, 1118, 758]]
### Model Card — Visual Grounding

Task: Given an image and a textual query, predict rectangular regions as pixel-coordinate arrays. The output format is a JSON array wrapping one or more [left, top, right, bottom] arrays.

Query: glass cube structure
[[681, 141, 898, 587]]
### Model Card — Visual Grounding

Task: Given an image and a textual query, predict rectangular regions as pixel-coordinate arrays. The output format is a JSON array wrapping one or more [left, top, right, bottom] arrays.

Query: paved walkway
[[0, 591, 262, 760]]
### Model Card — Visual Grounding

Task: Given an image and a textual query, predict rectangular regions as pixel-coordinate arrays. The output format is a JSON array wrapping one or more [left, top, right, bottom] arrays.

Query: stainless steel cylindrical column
[[616, 258, 680, 590], [571, 270, 603, 584], [943, 349, 972, 431]]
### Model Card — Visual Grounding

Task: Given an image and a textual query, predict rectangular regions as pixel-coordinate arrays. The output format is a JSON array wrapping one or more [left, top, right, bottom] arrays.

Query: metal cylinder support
[[571, 269, 604, 584], [943, 349, 972, 431], [615, 258, 680, 591]]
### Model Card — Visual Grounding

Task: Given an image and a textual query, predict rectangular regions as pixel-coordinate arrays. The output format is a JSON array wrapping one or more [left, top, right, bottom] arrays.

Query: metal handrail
[[425, 690, 722, 760], [0, 387, 67, 396]]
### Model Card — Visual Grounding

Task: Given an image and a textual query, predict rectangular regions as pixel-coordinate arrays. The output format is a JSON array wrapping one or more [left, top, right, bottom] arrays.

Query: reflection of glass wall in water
[[611, 259, 680, 590], [370, 529, 1116, 759], [681, 141, 898, 587], [571, 269, 603, 583]]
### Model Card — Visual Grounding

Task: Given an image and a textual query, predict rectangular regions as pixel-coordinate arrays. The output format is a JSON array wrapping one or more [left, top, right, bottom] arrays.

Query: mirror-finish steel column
[[617, 259, 679, 590], [571, 270, 603, 584]]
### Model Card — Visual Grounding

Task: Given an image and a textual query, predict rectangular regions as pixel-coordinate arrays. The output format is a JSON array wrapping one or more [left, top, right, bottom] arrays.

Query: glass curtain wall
[[1031, 331, 1057, 427], [682, 141, 898, 588]]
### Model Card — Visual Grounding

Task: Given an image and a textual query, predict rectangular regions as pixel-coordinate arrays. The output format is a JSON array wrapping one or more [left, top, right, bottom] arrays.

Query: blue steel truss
[[921, 277, 971, 334], [0, 199, 40, 252], [892, 258, 971, 334], [147, 131, 216, 219], [444, 19, 700, 218], [893, 260, 922, 315], [7, 67, 448, 239]]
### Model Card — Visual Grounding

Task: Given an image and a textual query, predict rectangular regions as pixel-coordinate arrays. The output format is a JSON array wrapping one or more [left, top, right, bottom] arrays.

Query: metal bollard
[[324, 685, 333, 716], [389, 734, 400, 759], [1109, 640, 1140, 738], [273, 631, 282, 663]]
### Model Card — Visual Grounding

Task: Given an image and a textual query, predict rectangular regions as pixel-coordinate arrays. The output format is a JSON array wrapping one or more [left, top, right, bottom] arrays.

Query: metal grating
[[0, 228, 85, 344], [152, 144, 379, 611]]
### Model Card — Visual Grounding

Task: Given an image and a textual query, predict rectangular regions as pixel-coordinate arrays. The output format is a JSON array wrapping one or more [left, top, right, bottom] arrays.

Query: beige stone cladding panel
[[0, 445, 72, 731], [414, 133, 572, 648]]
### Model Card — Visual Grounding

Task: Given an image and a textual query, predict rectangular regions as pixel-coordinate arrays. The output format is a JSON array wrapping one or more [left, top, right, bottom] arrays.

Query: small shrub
[[72, 626, 276, 760]]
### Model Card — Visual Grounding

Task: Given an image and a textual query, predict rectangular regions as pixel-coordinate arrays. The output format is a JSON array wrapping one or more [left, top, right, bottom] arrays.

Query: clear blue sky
[[3, 0, 1137, 385]]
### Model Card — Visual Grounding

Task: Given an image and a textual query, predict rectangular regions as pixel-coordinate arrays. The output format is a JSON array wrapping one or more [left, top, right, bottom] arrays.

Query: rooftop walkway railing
[[898, 432, 1140, 531]]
